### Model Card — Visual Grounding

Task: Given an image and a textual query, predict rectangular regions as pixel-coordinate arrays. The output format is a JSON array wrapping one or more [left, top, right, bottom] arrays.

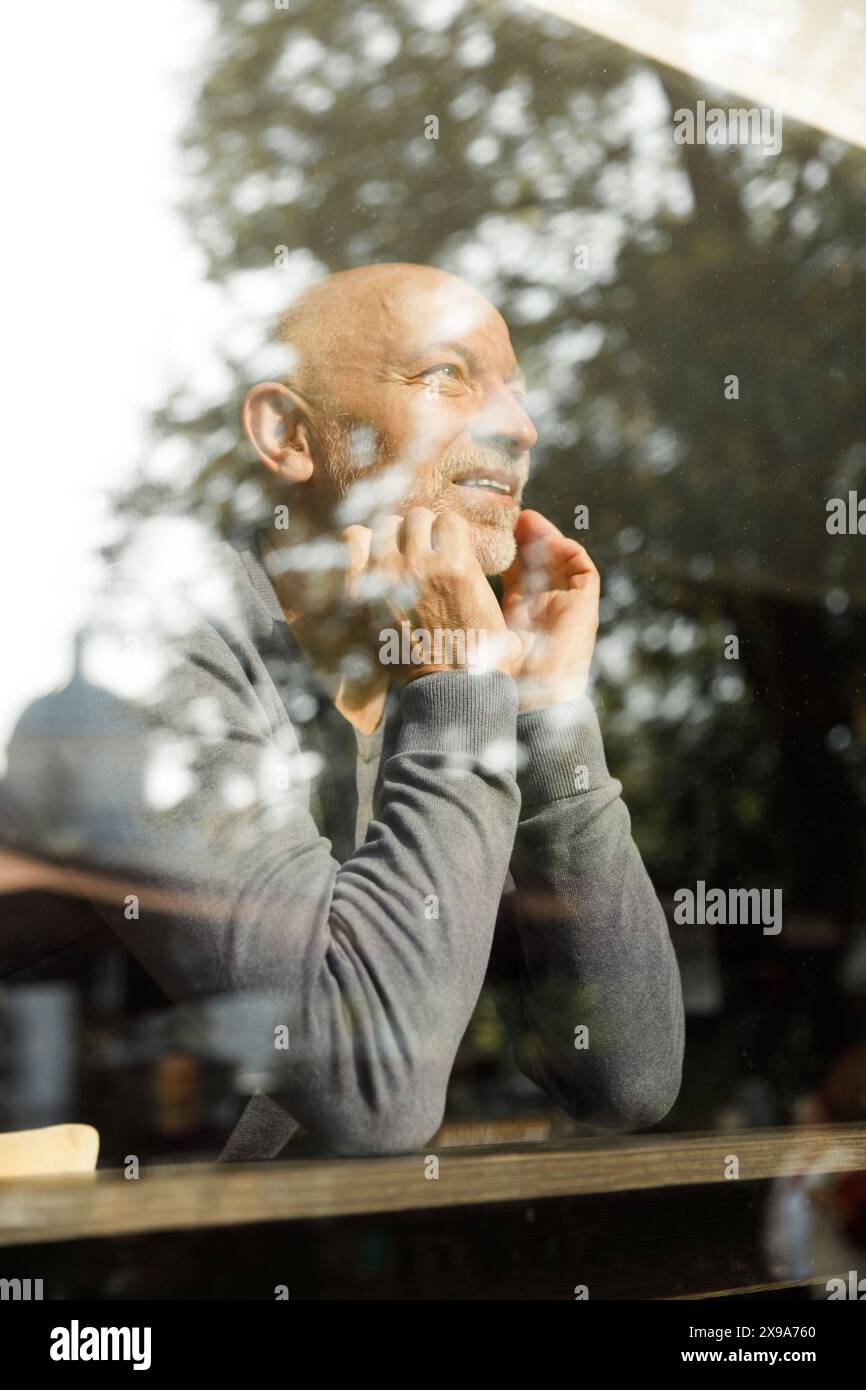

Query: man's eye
[[422, 364, 461, 382]]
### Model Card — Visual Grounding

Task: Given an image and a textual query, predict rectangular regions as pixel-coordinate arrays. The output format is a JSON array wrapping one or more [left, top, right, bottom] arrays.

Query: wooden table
[[1, 1123, 865, 1299]]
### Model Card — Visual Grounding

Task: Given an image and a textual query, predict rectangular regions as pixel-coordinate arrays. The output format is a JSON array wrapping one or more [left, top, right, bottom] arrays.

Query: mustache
[[437, 446, 529, 489]]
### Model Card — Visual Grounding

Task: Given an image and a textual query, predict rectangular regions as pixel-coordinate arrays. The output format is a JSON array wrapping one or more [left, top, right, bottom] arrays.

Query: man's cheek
[[407, 391, 460, 454]]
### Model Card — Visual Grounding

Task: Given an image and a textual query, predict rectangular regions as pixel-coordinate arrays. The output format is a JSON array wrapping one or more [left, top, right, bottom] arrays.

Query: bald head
[[275, 263, 500, 412]]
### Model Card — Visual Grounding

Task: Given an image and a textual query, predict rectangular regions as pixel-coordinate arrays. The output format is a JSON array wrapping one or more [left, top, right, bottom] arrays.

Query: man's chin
[[472, 521, 518, 576]]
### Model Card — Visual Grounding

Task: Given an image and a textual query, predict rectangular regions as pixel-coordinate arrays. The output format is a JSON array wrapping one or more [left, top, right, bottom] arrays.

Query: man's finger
[[518, 508, 596, 575], [431, 508, 472, 551], [559, 543, 599, 580], [370, 513, 403, 560], [514, 508, 563, 545], [341, 524, 373, 600], [400, 506, 435, 557]]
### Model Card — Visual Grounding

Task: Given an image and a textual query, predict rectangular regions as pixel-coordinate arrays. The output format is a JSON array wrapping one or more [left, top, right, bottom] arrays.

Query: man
[[1, 263, 684, 1160]]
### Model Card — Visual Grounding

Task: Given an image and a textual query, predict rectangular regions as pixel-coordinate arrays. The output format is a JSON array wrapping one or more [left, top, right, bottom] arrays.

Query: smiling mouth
[[451, 468, 519, 499]]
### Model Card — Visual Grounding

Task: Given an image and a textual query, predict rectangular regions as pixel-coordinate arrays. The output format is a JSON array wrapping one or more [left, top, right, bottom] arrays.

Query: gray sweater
[[2, 530, 684, 1159]]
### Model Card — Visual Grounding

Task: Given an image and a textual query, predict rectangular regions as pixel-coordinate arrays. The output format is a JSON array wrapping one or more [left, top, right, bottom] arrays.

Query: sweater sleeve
[[11, 631, 520, 1157], [503, 694, 685, 1131]]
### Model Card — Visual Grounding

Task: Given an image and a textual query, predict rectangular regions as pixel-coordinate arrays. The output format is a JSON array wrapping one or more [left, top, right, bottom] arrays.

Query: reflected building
[[0, 632, 153, 866]]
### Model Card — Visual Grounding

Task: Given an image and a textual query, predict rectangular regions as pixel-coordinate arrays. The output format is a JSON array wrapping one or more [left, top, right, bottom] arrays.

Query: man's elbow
[[593, 1074, 681, 1131], [535, 1056, 683, 1133], [313, 1088, 447, 1158]]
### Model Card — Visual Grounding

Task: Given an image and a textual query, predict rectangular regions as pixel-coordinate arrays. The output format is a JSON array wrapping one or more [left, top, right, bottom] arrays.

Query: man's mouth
[[450, 468, 520, 500]]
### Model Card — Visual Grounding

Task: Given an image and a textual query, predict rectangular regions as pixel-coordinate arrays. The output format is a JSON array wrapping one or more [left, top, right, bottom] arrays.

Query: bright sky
[[0, 0, 222, 761]]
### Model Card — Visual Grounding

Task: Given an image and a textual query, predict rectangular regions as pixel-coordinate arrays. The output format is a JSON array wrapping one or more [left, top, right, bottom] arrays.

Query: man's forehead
[[279, 266, 520, 385], [371, 276, 518, 373]]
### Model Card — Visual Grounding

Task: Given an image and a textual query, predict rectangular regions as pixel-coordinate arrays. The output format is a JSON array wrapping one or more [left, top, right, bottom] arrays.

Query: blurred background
[[1, 0, 865, 1174]]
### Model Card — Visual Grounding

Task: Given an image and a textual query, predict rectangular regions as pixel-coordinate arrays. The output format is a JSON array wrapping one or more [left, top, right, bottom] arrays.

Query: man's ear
[[241, 382, 315, 483]]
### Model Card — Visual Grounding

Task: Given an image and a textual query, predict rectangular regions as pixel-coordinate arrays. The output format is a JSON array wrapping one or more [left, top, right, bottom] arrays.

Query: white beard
[[470, 520, 518, 575], [322, 425, 523, 576]]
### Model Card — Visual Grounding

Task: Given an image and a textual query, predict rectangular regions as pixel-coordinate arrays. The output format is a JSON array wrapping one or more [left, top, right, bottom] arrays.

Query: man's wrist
[[397, 668, 519, 764], [517, 680, 588, 713], [517, 693, 611, 806]]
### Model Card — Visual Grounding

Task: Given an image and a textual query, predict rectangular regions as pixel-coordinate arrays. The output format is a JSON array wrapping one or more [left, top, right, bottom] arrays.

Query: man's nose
[[470, 384, 538, 458]]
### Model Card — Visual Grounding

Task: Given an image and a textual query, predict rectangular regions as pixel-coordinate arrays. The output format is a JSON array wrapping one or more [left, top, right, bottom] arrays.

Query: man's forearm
[[96, 662, 522, 1156], [508, 695, 685, 1130]]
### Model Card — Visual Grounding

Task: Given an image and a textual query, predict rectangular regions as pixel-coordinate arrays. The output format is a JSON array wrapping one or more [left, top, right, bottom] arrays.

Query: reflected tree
[[116, 0, 866, 922]]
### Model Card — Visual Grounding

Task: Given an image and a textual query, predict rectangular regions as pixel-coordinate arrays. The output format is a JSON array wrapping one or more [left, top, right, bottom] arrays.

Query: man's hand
[[342, 508, 520, 681], [501, 509, 600, 711]]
